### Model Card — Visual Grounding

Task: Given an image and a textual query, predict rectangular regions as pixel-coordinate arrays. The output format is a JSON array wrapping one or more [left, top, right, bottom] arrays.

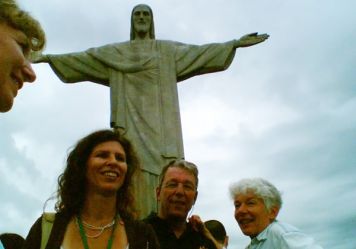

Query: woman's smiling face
[[85, 141, 128, 196], [234, 192, 279, 238]]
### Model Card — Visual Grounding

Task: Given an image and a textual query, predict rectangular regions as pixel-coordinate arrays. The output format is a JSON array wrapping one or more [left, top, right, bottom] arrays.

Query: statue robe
[[47, 39, 236, 216]]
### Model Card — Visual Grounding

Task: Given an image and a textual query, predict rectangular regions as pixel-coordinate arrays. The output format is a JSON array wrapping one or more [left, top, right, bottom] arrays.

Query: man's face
[[157, 167, 198, 221], [0, 23, 36, 112], [234, 192, 278, 238], [132, 5, 152, 36]]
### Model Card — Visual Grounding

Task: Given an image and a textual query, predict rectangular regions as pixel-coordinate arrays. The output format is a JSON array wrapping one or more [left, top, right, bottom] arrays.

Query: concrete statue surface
[[33, 4, 269, 217]]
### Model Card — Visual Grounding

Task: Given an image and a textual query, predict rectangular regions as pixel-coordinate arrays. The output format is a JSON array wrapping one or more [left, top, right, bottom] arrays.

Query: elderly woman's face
[[85, 141, 127, 195], [132, 5, 152, 35], [233, 192, 278, 238]]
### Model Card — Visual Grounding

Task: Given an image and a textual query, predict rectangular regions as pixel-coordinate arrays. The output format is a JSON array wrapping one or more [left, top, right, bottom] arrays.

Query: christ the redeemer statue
[[34, 4, 269, 217]]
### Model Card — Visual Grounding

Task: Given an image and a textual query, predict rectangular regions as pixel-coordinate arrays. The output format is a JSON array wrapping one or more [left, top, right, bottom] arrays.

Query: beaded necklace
[[79, 217, 116, 238], [77, 215, 118, 249]]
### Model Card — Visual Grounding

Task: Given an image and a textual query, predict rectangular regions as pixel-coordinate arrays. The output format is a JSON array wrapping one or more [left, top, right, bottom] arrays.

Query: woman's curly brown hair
[[55, 129, 140, 220]]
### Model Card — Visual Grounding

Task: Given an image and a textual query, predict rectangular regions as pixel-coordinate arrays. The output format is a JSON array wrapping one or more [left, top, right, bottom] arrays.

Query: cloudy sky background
[[1, 0, 356, 248]]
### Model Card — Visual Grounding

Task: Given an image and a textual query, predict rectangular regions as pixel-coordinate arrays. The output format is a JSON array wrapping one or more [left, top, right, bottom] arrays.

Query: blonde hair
[[0, 0, 46, 51]]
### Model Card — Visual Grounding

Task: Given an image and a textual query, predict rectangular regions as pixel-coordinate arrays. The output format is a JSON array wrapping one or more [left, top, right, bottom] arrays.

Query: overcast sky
[[1, 0, 356, 248]]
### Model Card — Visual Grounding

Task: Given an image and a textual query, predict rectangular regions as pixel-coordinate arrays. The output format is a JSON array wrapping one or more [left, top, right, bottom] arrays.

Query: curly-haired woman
[[24, 129, 159, 249]]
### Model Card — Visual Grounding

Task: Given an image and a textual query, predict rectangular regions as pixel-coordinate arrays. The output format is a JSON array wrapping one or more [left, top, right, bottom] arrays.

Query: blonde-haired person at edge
[[0, 0, 44, 247], [0, 0, 45, 112], [230, 178, 323, 249]]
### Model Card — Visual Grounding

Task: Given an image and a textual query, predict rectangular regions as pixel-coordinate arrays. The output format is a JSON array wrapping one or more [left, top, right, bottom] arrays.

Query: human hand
[[189, 215, 213, 238], [235, 32, 269, 48], [189, 215, 223, 249], [189, 215, 205, 233]]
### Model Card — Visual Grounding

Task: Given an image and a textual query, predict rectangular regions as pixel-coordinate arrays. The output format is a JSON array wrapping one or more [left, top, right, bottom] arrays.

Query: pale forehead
[[0, 22, 28, 41], [92, 141, 125, 153], [164, 167, 196, 183]]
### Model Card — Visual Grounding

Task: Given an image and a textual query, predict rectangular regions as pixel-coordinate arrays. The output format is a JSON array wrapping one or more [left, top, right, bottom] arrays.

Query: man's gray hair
[[158, 159, 199, 189], [229, 178, 282, 211]]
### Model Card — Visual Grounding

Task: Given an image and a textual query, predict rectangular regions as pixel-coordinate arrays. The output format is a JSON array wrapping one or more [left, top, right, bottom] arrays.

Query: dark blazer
[[24, 212, 159, 249]]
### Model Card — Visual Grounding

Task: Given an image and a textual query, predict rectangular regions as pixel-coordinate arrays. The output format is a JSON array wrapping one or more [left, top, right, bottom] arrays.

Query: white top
[[0, 241, 4, 249], [245, 220, 323, 249]]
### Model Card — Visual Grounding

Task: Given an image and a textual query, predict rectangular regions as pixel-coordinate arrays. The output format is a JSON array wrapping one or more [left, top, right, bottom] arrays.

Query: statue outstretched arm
[[28, 50, 110, 84], [234, 32, 269, 48]]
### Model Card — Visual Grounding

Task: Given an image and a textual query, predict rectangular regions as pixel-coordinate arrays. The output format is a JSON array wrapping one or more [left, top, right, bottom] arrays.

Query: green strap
[[40, 213, 55, 249], [77, 215, 117, 249]]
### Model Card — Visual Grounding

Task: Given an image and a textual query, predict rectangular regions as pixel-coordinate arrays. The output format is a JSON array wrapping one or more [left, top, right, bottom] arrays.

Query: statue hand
[[112, 125, 126, 135], [30, 51, 49, 63], [235, 32, 269, 48]]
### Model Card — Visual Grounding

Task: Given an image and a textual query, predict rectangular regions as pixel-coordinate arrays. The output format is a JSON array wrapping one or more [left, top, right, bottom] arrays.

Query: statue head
[[130, 4, 155, 40]]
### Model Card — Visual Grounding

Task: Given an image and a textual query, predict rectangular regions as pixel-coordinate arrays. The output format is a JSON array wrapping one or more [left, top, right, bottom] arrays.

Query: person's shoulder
[[142, 212, 159, 224], [125, 219, 160, 249], [129, 219, 151, 230], [124, 218, 157, 242], [187, 225, 216, 249], [28, 214, 44, 230], [125, 216, 154, 231], [269, 221, 323, 248], [269, 220, 300, 235], [142, 213, 171, 234], [185, 223, 206, 238]]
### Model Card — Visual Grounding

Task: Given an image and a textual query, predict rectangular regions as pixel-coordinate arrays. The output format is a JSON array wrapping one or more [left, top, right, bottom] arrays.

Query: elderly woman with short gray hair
[[229, 178, 323, 249]]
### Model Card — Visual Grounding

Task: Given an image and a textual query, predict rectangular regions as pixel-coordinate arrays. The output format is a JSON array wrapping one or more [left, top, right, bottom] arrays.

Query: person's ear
[[193, 191, 198, 204], [224, 235, 229, 248], [269, 206, 280, 221]]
